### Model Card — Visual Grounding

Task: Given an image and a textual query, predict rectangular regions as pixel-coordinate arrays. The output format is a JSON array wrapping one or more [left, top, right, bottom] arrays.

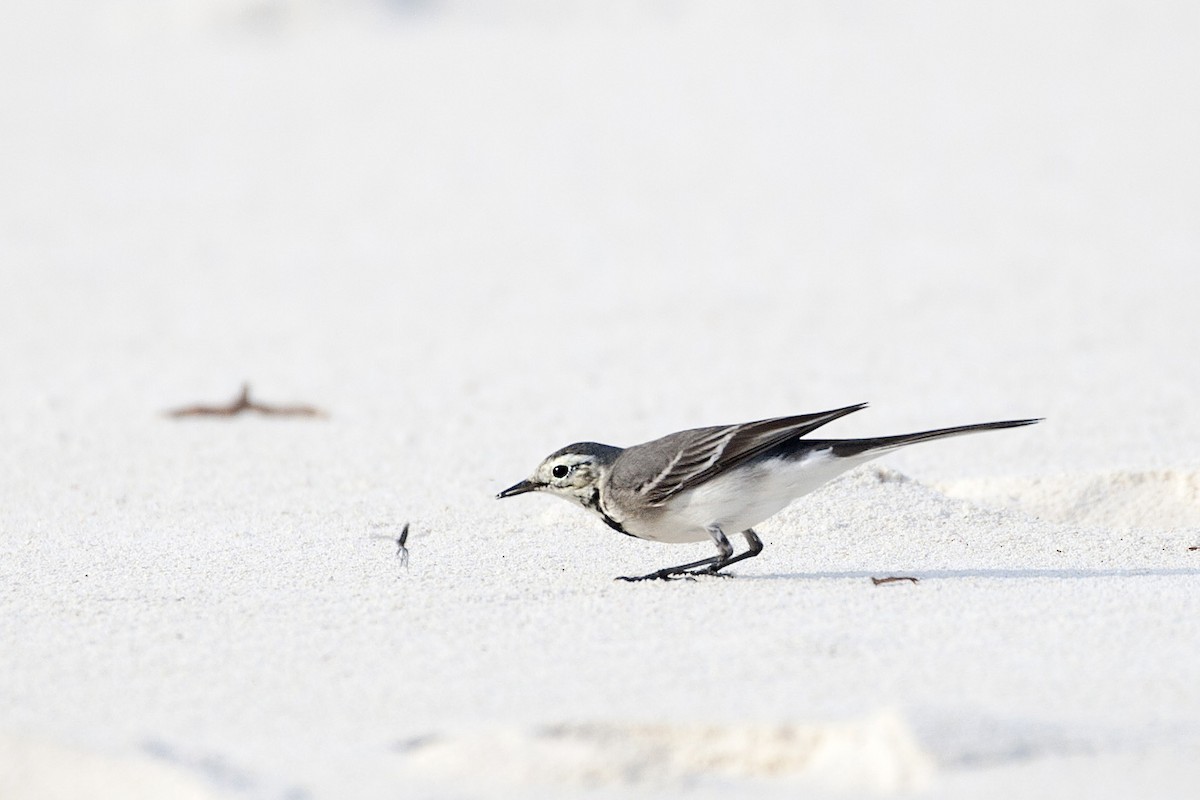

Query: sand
[[1, 1, 1198, 797]]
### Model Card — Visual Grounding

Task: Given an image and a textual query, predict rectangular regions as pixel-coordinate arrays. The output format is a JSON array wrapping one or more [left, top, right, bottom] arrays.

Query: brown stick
[[166, 383, 326, 418], [871, 576, 920, 586]]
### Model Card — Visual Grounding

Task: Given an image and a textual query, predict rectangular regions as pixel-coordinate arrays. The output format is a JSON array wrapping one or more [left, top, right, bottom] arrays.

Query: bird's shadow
[[741, 567, 1200, 581]]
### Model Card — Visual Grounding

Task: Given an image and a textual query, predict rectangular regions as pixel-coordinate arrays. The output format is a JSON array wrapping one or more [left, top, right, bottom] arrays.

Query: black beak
[[497, 478, 540, 499]]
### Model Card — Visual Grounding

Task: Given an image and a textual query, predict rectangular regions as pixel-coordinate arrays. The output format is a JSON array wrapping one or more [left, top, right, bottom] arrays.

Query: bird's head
[[497, 442, 622, 506]]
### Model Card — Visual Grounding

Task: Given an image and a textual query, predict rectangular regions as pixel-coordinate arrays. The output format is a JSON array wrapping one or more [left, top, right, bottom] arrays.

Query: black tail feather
[[816, 418, 1042, 458]]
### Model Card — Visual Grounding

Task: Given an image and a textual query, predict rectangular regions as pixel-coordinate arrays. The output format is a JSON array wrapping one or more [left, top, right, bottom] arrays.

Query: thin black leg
[[700, 528, 763, 573], [616, 524, 735, 582]]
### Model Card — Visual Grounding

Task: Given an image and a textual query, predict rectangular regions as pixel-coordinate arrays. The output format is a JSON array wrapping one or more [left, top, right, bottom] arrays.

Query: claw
[[615, 566, 730, 582]]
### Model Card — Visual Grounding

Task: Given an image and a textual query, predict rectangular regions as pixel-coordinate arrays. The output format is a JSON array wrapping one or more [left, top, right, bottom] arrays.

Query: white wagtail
[[497, 403, 1039, 581]]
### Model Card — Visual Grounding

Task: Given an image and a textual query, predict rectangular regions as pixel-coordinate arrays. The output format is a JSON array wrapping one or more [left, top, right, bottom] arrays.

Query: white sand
[[1, 1, 1198, 797]]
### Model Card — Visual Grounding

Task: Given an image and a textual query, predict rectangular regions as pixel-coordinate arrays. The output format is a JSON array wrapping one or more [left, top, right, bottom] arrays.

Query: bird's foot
[[615, 565, 733, 582], [615, 570, 689, 582]]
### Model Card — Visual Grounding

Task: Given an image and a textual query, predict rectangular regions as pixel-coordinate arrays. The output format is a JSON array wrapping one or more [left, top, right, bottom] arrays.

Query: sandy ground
[[2, 1, 1199, 797]]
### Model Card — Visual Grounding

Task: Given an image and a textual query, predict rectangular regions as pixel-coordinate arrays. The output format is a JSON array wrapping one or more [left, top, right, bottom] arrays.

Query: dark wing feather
[[634, 403, 867, 505]]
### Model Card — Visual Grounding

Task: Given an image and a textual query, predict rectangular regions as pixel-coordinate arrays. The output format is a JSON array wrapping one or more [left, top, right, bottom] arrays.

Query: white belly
[[627, 449, 873, 543]]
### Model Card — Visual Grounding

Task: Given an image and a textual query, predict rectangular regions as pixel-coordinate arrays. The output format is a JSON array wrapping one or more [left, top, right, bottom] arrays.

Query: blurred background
[[2, 3, 1199, 797], [1, 0, 1197, 493]]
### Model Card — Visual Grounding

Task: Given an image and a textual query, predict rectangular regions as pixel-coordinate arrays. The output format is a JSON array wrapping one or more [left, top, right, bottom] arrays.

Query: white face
[[498, 443, 619, 504], [535, 453, 603, 498]]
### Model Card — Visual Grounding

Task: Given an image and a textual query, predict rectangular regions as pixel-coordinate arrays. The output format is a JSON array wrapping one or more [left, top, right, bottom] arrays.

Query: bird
[[497, 403, 1039, 581]]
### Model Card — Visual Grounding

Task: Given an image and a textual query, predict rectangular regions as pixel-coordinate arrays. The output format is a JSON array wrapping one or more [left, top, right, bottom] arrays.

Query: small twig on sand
[[372, 522, 411, 570], [395, 522, 410, 569], [166, 383, 326, 418], [871, 576, 920, 586]]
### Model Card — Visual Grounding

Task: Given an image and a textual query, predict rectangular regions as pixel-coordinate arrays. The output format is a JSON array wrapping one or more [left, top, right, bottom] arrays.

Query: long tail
[[812, 418, 1041, 458]]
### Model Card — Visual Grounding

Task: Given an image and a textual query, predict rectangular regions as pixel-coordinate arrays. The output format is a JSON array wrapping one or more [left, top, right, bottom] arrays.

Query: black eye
[[552, 465, 570, 479]]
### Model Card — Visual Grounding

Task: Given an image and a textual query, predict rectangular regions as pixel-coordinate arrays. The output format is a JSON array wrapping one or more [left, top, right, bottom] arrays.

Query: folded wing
[[632, 403, 868, 505]]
